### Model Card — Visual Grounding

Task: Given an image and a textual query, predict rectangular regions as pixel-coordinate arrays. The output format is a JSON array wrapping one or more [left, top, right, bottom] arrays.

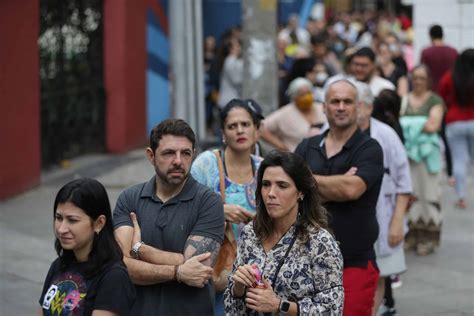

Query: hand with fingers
[[224, 204, 255, 224], [130, 212, 142, 247], [231, 263, 259, 297], [245, 276, 280, 313], [344, 166, 358, 176], [178, 253, 214, 288], [388, 216, 404, 247]]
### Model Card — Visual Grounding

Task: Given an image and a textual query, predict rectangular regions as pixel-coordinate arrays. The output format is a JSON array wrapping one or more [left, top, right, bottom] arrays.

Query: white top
[[369, 75, 395, 97], [218, 55, 243, 108]]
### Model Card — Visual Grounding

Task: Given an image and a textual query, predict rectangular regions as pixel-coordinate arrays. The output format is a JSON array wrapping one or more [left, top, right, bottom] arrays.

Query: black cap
[[244, 98, 264, 120]]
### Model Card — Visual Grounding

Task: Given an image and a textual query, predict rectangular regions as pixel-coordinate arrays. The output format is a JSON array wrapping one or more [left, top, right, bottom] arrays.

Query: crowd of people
[[37, 8, 473, 316]]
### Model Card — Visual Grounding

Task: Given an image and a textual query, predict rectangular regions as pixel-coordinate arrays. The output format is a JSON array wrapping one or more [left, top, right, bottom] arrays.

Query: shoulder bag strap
[[213, 149, 226, 202], [213, 150, 235, 243], [400, 95, 408, 116], [270, 230, 298, 289]]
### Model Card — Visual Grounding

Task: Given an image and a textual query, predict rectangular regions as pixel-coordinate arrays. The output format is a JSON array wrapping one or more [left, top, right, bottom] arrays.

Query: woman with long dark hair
[[38, 178, 135, 315], [439, 48, 474, 209], [224, 151, 343, 315], [372, 88, 405, 143]]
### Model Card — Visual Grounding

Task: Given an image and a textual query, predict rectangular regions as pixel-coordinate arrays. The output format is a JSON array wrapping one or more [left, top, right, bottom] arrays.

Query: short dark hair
[[54, 178, 123, 278], [310, 34, 328, 46], [150, 119, 196, 153], [352, 46, 376, 63], [253, 151, 329, 242], [429, 24, 443, 39], [284, 57, 317, 90], [220, 98, 263, 129], [373, 89, 401, 127]]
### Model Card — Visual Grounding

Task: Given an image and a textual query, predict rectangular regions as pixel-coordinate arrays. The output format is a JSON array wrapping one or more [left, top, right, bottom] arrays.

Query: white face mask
[[315, 72, 328, 84], [389, 43, 400, 54]]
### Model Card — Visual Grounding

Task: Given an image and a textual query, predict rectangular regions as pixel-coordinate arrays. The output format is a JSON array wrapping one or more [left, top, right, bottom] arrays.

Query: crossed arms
[[299, 139, 383, 203], [115, 212, 221, 288], [314, 170, 367, 202]]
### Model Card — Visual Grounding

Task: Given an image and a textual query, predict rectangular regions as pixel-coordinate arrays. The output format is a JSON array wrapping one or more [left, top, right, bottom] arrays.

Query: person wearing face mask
[[312, 62, 330, 103], [260, 77, 327, 152]]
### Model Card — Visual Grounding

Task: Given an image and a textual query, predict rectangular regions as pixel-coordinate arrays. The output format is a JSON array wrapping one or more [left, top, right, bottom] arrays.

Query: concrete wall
[[0, 1, 41, 200], [413, 0, 474, 63]]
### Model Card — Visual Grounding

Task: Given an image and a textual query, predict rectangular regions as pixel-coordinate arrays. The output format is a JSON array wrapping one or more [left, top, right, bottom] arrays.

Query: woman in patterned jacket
[[224, 151, 344, 315]]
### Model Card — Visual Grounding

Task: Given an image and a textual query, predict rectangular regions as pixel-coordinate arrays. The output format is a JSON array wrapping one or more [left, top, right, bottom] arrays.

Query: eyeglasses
[[352, 62, 371, 68]]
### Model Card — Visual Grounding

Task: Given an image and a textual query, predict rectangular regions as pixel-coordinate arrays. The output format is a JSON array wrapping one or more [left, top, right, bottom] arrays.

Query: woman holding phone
[[224, 151, 343, 315]]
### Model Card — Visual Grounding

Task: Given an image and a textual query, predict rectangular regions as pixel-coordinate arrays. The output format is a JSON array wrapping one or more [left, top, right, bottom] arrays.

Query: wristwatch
[[279, 299, 290, 314], [130, 241, 144, 259]]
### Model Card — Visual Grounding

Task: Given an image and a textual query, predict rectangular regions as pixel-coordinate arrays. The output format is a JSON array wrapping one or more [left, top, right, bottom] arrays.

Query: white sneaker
[[391, 275, 402, 289]]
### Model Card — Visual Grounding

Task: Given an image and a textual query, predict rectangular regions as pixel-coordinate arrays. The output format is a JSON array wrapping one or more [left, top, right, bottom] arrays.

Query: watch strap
[[279, 299, 290, 314], [130, 241, 144, 259]]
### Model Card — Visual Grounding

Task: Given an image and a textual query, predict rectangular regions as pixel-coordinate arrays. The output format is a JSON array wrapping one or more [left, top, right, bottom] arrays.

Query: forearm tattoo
[[184, 235, 220, 266]]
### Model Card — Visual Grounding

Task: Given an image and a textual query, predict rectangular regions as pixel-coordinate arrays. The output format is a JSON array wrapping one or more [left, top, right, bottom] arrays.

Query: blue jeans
[[215, 291, 225, 316], [446, 120, 474, 199]]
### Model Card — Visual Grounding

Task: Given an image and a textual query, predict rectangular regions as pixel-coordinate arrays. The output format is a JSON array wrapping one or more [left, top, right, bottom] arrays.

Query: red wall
[[0, 1, 41, 200], [0, 0, 148, 199], [104, 0, 147, 153]]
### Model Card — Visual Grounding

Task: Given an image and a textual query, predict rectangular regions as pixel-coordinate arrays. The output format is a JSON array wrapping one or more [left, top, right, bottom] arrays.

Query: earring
[[95, 230, 100, 235], [298, 196, 304, 202]]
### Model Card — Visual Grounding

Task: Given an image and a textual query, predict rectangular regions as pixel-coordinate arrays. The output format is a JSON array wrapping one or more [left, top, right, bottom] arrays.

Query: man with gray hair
[[356, 82, 412, 315], [295, 78, 384, 315]]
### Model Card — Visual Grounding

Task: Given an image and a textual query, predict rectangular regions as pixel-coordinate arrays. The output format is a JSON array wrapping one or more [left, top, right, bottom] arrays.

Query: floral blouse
[[190, 150, 262, 239], [224, 223, 344, 315]]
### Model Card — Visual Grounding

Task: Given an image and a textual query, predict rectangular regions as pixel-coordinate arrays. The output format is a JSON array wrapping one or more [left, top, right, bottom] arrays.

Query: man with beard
[[113, 119, 224, 315], [295, 78, 384, 315], [349, 46, 395, 97]]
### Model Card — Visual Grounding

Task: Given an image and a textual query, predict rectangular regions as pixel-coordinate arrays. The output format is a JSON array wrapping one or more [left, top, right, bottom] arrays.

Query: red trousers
[[342, 260, 379, 316]]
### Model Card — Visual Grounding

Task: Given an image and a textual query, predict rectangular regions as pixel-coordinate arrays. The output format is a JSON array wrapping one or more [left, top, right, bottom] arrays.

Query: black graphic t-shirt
[[39, 259, 135, 316]]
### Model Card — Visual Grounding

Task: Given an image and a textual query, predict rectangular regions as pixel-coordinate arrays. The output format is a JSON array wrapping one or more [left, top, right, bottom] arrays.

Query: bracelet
[[176, 265, 182, 283], [174, 265, 179, 282]]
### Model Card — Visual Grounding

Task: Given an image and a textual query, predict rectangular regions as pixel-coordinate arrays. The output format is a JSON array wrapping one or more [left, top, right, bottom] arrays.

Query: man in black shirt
[[295, 78, 384, 316]]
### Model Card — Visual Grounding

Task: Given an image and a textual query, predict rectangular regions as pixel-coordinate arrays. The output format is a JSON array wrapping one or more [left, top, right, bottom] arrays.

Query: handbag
[[212, 150, 238, 292]]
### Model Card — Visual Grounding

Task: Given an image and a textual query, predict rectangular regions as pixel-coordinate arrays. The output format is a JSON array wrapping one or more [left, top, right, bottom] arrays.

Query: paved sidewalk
[[1, 149, 473, 315]]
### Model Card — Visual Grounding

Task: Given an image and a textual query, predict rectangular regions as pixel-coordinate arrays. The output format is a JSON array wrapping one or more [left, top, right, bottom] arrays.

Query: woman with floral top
[[224, 151, 344, 315], [191, 98, 264, 315]]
